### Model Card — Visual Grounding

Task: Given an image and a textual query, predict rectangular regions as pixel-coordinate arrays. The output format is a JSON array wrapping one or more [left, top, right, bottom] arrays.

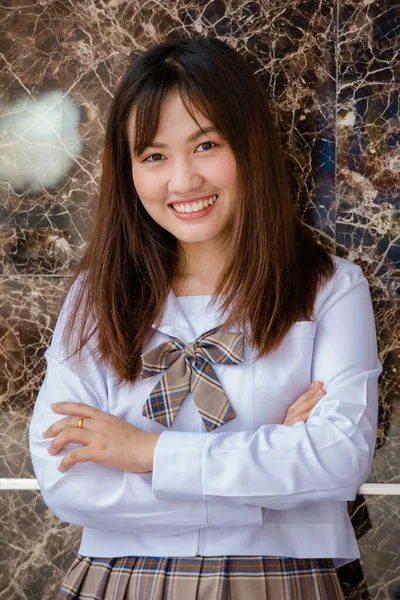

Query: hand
[[283, 381, 326, 426], [42, 402, 161, 474]]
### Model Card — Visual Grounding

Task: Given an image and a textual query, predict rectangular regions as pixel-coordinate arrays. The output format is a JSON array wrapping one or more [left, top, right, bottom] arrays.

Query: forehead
[[128, 91, 213, 137]]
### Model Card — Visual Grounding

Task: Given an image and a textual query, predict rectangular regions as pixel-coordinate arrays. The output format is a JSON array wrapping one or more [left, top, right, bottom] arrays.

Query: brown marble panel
[[0, 276, 70, 477], [368, 277, 400, 484], [337, 495, 400, 600], [336, 83, 400, 277], [339, 0, 400, 84], [0, 276, 69, 413], [337, 0, 400, 491], [0, 490, 81, 599], [0, 200, 91, 275]]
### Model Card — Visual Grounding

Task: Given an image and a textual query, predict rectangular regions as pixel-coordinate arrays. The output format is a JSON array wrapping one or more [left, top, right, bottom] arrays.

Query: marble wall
[[0, 1, 398, 598]]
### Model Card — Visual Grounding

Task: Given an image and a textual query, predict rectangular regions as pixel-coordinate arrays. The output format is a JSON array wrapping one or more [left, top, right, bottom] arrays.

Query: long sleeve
[[29, 278, 262, 532], [152, 261, 383, 510]]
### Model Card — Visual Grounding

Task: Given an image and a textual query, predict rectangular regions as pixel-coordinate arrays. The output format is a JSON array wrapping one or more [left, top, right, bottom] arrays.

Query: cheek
[[215, 153, 238, 189], [131, 168, 162, 206]]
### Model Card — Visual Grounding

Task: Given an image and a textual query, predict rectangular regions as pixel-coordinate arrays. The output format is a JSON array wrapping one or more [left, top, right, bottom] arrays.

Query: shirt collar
[[150, 289, 237, 343], [152, 289, 227, 343]]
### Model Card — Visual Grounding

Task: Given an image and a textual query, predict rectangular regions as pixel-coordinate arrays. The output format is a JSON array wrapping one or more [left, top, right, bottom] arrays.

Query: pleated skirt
[[54, 554, 345, 600]]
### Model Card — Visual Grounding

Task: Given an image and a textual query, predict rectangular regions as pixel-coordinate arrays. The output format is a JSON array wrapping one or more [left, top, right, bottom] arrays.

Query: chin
[[175, 234, 216, 243], [172, 228, 215, 239]]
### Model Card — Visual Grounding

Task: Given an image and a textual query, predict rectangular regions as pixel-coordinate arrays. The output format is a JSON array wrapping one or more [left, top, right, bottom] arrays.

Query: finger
[[286, 390, 326, 423], [48, 428, 94, 455], [305, 388, 326, 408], [293, 387, 326, 412], [300, 394, 326, 422], [306, 381, 324, 396], [50, 402, 103, 420], [284, 415, 300, 427], [301, 409, 313, 421], [43, 416, 96, 439], [58, 445, 95, 472], [289, 383, 324, 411], [285, 408, 314, 427]]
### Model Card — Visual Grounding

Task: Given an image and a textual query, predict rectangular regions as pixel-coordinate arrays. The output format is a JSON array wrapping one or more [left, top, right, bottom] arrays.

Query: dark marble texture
[[0, 277, 69, 414], [338, 1, 400, 83], [337, 495, 400, 600], [0, 0, 399, 598], [336, 84, 400, 278], [0, 491, 81, 599], [337, 0, 400, 279], [0, 277, 69, 479], [336, 0, 400, 496], [0, 200, 92, 275], [368, 277, 400, 485]]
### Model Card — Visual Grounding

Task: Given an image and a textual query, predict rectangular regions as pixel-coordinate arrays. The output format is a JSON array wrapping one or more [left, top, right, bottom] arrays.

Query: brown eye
[[143, 153, 164, 163], [196, 142, 217, 152]]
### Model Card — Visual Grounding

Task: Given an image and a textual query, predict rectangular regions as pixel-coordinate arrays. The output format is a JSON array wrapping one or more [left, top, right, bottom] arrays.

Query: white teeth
[[172, 194, 218, 213]]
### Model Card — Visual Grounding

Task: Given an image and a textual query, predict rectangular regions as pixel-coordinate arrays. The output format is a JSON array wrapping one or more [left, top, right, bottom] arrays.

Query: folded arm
[[29, 282, 262, 532], [151, 262, 383, 510]]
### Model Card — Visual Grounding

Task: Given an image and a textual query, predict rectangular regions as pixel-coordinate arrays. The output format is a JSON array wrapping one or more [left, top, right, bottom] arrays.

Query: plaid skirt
[[54, 553, 345, 599]]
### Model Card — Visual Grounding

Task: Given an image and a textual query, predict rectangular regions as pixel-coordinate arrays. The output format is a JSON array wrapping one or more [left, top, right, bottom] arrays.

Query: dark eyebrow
[[146, 126, 218, 149]]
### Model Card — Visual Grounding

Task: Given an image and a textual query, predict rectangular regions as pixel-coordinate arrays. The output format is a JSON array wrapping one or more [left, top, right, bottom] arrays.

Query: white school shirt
[[28, 254, 383, 568]]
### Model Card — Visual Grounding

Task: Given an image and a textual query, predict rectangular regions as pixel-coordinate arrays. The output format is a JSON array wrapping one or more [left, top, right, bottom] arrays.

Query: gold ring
[[78, 417, 84, 429]]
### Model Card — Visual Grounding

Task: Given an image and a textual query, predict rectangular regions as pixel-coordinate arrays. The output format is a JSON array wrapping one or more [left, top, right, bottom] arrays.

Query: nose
[[167, 158, 204, 195]]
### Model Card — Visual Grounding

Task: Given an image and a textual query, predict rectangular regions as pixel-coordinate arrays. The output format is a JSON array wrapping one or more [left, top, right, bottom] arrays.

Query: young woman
[[29, 37, 382, 599]]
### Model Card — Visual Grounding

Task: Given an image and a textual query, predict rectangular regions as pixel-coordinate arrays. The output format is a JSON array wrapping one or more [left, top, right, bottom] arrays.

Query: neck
[[174, 240, 227, 295]]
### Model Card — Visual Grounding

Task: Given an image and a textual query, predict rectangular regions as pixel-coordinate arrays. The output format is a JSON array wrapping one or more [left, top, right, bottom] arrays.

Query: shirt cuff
[[152, 430, 263, 528], [152, 430, 208, 501]]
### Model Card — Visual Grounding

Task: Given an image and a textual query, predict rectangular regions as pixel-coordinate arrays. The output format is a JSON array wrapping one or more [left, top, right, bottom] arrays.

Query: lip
[[169, 195, 218, 220], [167, 194, 217, 206]]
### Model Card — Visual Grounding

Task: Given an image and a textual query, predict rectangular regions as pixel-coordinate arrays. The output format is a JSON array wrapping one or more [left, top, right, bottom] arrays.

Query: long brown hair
[[61, 36, 335, 387]]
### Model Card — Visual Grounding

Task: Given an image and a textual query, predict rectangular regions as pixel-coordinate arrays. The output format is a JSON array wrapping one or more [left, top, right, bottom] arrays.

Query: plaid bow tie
[[140, 326, 244, 432]]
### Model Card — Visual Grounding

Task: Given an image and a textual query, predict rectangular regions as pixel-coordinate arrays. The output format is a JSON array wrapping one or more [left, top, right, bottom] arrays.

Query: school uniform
[[28, 254, 382, 599]]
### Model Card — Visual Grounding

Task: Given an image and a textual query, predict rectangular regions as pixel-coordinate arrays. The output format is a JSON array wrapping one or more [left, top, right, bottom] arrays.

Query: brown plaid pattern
[[55, 554, 345, 599], [140, 326, 244, 432]]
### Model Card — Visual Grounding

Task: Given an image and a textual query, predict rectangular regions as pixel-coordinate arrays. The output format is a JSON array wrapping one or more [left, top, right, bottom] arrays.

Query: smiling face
[[128, 90, 239, 256]]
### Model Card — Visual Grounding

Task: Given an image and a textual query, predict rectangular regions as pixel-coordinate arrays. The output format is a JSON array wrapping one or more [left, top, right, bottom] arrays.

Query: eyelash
[[142, 141, 218, 163]]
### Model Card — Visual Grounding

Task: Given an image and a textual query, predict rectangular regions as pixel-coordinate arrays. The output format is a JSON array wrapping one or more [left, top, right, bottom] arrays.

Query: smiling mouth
[[170, 194, 219, 214]]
